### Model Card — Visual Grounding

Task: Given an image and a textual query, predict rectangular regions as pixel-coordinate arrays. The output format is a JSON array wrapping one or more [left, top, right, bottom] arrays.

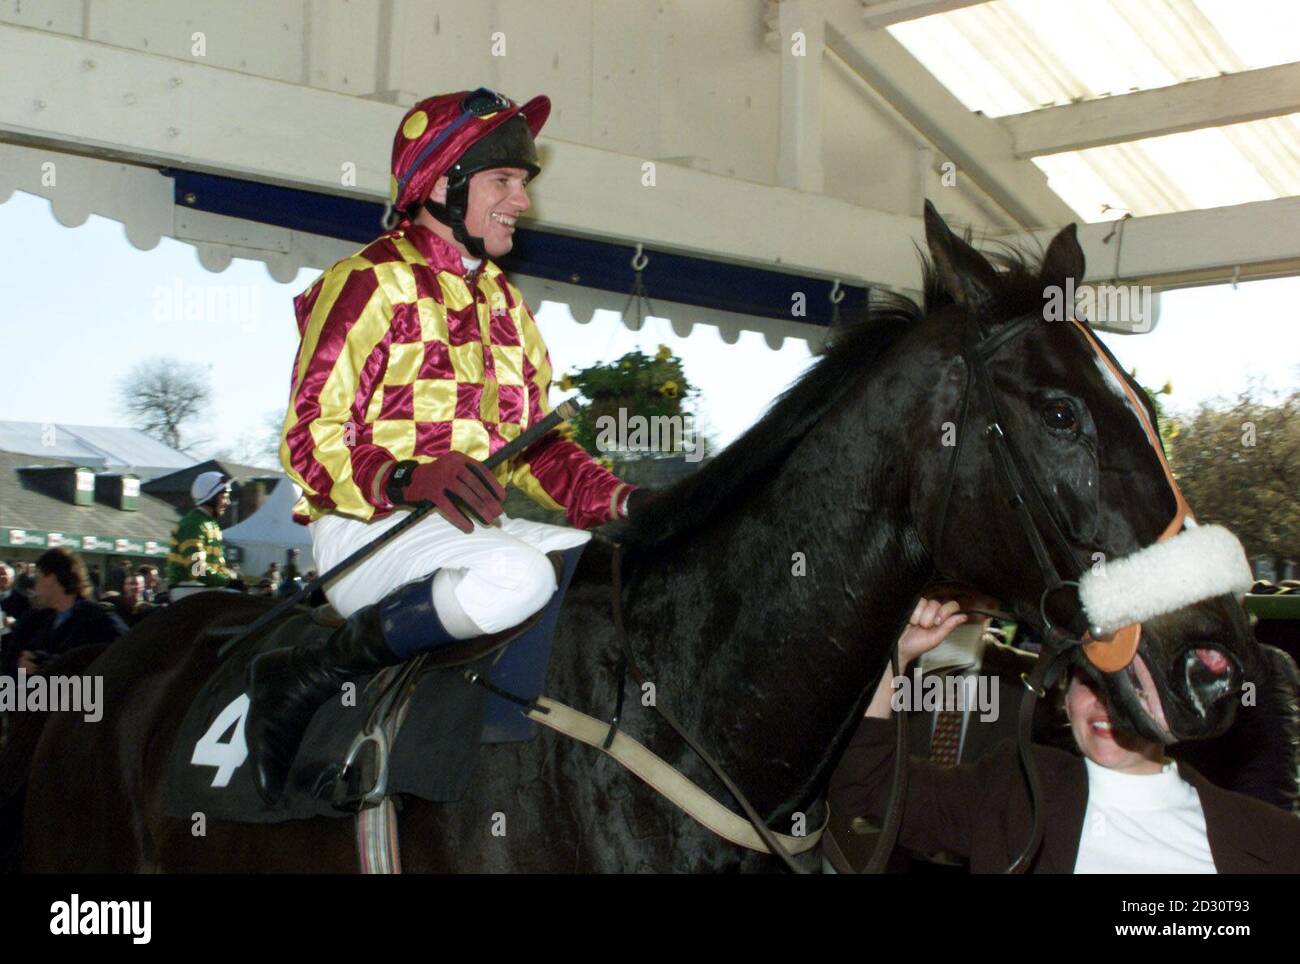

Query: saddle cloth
[[164, 543, 587, 825]]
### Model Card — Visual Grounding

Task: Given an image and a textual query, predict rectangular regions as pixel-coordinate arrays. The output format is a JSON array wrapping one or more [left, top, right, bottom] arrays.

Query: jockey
[[247, 87, 647, 802], [167, 471, 239, 600]]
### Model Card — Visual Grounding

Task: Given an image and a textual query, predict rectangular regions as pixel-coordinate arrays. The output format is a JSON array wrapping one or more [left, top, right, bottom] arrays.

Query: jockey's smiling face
[[430, 167, 531, 259]]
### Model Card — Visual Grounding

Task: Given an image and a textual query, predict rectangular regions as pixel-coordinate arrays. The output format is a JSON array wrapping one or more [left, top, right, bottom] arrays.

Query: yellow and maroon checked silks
[[280, 222, 627, 530]]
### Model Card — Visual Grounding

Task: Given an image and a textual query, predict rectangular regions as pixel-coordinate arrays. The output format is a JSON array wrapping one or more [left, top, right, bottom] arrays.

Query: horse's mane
[[623, 242, 1054, 550]]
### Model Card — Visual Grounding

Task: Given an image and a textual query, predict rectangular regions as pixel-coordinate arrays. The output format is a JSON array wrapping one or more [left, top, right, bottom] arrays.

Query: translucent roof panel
[[888, 0, 1300, 222], [0, 421, 198, 473], [890, 0, 1300, 115], [1034, 114, 1300, 220]]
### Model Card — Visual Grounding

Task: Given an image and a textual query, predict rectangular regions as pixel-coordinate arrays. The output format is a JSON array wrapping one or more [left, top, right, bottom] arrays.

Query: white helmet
[[191, 471, 231, 506]]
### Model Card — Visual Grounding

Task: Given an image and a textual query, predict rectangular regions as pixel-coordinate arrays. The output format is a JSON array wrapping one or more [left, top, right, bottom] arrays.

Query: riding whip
[[216, 399, 583, 658]]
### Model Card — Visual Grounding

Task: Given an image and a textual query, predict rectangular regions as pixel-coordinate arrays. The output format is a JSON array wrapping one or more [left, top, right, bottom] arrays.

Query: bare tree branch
[[117, 357, 212, 451]]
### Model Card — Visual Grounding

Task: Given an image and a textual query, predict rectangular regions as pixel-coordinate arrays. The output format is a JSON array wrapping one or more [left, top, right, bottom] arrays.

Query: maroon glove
[[386, 454, 506, 533]]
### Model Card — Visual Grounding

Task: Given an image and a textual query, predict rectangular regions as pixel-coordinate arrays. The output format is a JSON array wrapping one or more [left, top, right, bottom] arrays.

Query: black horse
[[6, 204, 1260, 872]]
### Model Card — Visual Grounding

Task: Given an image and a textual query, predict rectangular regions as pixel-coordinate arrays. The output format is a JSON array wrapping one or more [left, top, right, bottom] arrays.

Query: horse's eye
[[1042, 400, 1077, 432]]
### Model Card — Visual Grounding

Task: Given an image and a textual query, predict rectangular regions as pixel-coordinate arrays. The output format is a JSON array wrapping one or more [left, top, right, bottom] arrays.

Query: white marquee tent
[[222, 477, 315, 580]]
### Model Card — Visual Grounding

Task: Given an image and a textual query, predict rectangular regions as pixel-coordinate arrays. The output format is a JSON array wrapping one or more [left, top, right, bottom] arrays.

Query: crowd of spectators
[[0, 548, 319, 677]]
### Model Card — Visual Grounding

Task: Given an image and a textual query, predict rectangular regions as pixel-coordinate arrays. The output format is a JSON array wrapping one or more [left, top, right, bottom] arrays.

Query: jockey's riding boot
[[246, 600, 407, 805], [246, 555, 563, 805]]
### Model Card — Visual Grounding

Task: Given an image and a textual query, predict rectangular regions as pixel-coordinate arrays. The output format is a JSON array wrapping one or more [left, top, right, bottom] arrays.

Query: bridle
[[933, 309, 1100, 647], [923, 308, 1098, 873], [917, 304, 1183, 873]]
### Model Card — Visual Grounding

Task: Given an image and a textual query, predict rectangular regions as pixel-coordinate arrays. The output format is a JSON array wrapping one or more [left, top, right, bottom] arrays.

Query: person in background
[[1, 562, 31, 635], [108, 573, 157, 627], [106, 559, 132, 595], [14, 563, 35, 594], [5, 548, 127, 674], [137, 565, 162, 603], [167, 472, 241, 600]]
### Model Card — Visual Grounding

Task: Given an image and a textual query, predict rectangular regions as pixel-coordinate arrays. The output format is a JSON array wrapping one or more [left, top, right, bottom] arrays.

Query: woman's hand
[[897, 598, 968, 665], [865, 597, 970, 719]]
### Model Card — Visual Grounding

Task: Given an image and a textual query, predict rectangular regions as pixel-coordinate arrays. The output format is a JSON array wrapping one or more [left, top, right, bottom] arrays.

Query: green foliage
[[556, 345, 697, 458], [1165, 384, 1299, 564]]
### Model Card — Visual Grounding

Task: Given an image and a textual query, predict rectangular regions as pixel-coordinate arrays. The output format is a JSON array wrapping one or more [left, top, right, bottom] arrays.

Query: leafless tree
[[118, 357, 212, 452]]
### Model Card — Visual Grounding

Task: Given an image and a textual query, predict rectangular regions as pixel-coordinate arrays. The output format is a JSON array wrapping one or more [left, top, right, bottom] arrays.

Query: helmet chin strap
[[421, 175, 487, 260]]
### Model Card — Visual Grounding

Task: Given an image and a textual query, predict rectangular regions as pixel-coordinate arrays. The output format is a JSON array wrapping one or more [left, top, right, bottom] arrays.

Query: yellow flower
[[658, 380, 679, 399], [1160, 380, 1173, 395], [559, 374, 576, 392], [655, 344, 672, 362]]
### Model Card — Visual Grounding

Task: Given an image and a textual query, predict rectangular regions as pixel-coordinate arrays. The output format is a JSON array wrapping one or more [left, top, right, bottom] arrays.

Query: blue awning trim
[[165, 168, 867, 328]]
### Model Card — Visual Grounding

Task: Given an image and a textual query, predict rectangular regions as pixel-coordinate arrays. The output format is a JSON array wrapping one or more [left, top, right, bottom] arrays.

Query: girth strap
[[524, 696, 826, 856]]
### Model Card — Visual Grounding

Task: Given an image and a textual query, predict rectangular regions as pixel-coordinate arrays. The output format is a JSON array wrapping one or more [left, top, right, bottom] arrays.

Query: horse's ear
[[923, 199, 998, 318], [1041, 222, 1085, 288]]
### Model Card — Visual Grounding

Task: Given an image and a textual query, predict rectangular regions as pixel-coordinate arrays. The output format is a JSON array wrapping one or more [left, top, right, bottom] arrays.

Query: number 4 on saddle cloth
[[165, 543, 587, 824]]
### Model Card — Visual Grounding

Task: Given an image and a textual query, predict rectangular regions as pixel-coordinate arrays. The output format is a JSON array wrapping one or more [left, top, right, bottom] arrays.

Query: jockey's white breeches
[[309, 510, 590, 638]]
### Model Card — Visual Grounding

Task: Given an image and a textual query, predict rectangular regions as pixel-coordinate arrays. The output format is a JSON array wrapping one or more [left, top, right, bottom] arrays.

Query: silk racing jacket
[[166, 508, 236, 587], [280, 222, 630, 529]]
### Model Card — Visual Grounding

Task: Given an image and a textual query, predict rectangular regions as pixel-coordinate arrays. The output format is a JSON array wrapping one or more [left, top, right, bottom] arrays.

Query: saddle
[[164, 542, 587, 825]]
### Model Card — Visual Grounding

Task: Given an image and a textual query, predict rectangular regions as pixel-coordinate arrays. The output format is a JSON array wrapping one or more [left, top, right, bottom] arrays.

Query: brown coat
[[827, 716, 1300, 873]]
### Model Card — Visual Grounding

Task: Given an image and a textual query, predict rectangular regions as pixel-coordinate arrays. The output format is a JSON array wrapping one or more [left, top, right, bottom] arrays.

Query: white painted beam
[[775, 0, 826, 193], [0, 23, 924, 290], [1001, 62, 1300, 158], [1010, 196, 1300, 289], [824, 1, 1077, 229], [859, 0, 991, 28]]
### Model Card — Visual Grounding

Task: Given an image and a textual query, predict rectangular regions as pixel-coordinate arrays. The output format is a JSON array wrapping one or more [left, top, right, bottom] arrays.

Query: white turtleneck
[[462, 255, 482, 272], [1073, 758, 1216, 874]]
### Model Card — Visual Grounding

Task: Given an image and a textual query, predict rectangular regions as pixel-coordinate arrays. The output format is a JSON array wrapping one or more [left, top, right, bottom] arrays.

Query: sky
[[0, 189, 1296, 469]]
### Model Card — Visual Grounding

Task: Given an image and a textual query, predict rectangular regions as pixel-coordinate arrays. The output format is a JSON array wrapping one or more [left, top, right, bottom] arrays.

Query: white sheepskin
[[1079, 524, 1253, 636]]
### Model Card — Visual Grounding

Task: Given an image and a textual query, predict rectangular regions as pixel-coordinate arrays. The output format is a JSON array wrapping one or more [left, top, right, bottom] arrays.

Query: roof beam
[[823, 1, 1077, 229], [1010, 196, 1300, 289], [0, 22, 925, 291], [774, 0, 826, 193], [1001, 62, 1300, 158], [859, 0, 991, 28]]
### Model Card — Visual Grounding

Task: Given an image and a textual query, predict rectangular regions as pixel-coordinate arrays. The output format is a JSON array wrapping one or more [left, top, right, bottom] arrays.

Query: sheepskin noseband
[[1079, 522, 1253, 639]]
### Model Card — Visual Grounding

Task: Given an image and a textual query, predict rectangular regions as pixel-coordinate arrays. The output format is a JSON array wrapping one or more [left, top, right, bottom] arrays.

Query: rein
[[605, 544, 819, 873], [927, 309, 1097, 874]]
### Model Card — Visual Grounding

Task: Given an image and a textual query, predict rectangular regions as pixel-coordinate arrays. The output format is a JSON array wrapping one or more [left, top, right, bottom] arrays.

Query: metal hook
[[829, 279, 845, 304], [631, 243, 649, 272]]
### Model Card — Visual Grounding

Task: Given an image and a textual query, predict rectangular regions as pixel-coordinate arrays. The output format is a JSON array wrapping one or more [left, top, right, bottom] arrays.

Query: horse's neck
[[622, 385, 931, 818]]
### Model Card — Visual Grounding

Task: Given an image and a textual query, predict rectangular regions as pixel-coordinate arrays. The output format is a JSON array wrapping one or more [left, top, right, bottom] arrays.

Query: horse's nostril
[[1182, 647, 1239, 714], [1195, 647, 1230, 676]]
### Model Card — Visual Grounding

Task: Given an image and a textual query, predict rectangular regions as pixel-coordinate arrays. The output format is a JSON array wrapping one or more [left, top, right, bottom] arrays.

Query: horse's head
[[908, 201, 1255, 746]]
